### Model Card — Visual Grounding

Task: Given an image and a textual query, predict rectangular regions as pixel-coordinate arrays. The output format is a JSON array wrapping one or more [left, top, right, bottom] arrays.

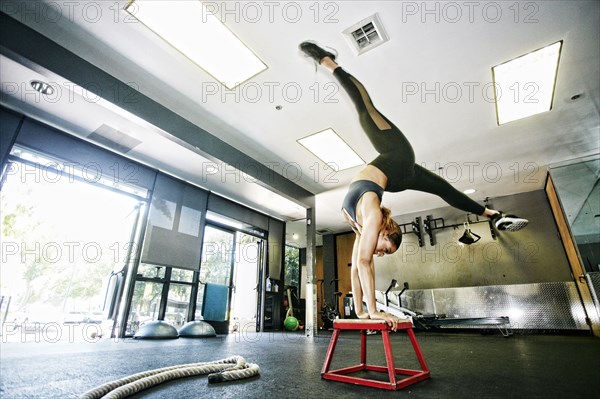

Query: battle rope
[[79, 355, 259, 399]]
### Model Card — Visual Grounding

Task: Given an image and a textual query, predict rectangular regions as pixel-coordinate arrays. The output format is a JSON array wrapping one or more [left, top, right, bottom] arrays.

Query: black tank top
[[341, 180, 384, 227]]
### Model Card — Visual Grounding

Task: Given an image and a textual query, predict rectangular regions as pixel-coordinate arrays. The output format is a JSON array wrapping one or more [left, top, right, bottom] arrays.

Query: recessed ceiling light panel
[[298, 128, 364, 172], [125, 0, 267, 89], [492, 41, 562, 125]]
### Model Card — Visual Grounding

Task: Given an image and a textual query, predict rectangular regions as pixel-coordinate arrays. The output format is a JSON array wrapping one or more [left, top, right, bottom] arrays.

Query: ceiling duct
[[88, 124, 142, 154], [343, 13, 390, 55]]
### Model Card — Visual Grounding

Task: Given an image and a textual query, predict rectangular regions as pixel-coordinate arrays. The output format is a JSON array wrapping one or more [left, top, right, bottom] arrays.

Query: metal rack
[[399, 214, 497, 247]]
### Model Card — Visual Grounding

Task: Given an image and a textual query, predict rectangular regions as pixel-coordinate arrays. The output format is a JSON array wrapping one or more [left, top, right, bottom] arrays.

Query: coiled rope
[[79, 355, 259, 399]]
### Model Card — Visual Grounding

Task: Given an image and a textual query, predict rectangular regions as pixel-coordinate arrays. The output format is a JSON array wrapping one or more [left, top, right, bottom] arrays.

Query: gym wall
[[329, 189, 591, 331], [375, 190, 571, 290]]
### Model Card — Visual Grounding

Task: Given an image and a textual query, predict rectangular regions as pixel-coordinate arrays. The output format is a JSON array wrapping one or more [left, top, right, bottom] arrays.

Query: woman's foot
[[299, 41, 337, 64], [491, 212, 529, 232]]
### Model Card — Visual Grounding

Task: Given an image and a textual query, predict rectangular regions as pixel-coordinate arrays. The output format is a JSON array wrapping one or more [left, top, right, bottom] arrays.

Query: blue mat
[[202, 283, 229, 321]]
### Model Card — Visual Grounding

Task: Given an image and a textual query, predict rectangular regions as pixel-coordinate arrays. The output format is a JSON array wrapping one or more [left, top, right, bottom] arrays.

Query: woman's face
[[374, 235, 398, 257]]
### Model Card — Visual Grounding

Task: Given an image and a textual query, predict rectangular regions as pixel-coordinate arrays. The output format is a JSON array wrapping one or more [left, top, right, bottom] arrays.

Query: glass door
[[196, 225, 235, 332], [548, 157, 600, 335], [230, 233, 261, 333]]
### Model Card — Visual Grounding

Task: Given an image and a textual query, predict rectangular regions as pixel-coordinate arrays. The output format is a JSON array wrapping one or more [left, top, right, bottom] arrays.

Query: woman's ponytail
[[380, 206, 402, 249]]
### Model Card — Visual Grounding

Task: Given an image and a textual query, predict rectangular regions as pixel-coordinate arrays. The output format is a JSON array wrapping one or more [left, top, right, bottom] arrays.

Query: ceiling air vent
[[88, 124, 142, 154], [343, 13, 389, 55]]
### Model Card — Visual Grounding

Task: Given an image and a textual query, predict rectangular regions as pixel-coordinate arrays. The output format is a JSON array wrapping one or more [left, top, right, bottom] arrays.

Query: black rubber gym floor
[[1, 330, 599, 398]]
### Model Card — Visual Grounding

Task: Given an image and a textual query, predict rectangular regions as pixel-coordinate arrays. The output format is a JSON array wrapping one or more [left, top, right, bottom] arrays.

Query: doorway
[[194, 224, 264, 334], [195, 225, 235, 333], [230, 233, 262, 333]]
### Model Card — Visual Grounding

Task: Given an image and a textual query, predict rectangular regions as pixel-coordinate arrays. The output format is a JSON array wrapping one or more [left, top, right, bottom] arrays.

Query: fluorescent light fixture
[[125, 0, 267, 89], [10, 145, 148, 198], [492, 41, 562, 125], [206, 211, 244, 230], [463, 189, 476, 195], [298, 128, 365, 171]]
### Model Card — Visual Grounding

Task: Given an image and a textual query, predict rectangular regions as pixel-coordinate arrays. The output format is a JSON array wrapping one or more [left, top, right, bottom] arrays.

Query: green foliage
[[200, 227, 235, 285], [0, 162, 138, 321], [284, 246, 300, 288], [2, 185, 53, 312]]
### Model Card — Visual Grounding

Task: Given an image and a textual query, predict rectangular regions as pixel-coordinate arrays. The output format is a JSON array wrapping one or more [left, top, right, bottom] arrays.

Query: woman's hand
[[368, 311, 403, 332]]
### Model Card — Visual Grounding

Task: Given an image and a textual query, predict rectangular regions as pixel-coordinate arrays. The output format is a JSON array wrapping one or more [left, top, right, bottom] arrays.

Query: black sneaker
[[492, 212, 529, 232], [299, 41, 337, 64]]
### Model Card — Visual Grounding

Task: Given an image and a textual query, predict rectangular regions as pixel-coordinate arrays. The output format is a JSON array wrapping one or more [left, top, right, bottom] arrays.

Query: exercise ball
[[284, 316, 299, 331], [134, 320, 178, 339], [178, 321, 216, 338]]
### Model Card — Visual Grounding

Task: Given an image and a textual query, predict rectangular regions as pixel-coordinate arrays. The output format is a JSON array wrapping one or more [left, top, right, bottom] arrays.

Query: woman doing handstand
[[299, 41, 529, 331]]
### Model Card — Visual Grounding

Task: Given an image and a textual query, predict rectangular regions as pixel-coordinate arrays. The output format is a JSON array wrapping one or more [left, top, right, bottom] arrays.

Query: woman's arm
[[350, 234, 369, 318], [354, 193, 401, 331], [355, 194, 382, 318]]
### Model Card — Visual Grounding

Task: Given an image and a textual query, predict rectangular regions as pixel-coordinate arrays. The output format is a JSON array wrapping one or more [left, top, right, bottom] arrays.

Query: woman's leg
[[408, 165, 530, 230], [305, 50, 416, 163], [302, 42, 528, 230], [331, 66, 415, 159], [327, 60, 418, 188], [410, 164, 487, 215], [318, 52, 486, 213]]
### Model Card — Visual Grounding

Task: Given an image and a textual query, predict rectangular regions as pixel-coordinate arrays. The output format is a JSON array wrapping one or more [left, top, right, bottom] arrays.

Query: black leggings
[[333, 67, 486, 215]]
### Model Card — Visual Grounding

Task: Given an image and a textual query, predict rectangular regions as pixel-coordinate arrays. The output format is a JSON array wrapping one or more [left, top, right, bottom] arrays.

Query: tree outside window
[[284, 246, 300, 289]]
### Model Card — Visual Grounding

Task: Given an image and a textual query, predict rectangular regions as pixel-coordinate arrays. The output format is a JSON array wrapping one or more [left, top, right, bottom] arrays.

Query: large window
[[166, 269, 194, 328], [128, 279, 162, 335], [126, 265, 195, 335], [1, 154, 142, 340]]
